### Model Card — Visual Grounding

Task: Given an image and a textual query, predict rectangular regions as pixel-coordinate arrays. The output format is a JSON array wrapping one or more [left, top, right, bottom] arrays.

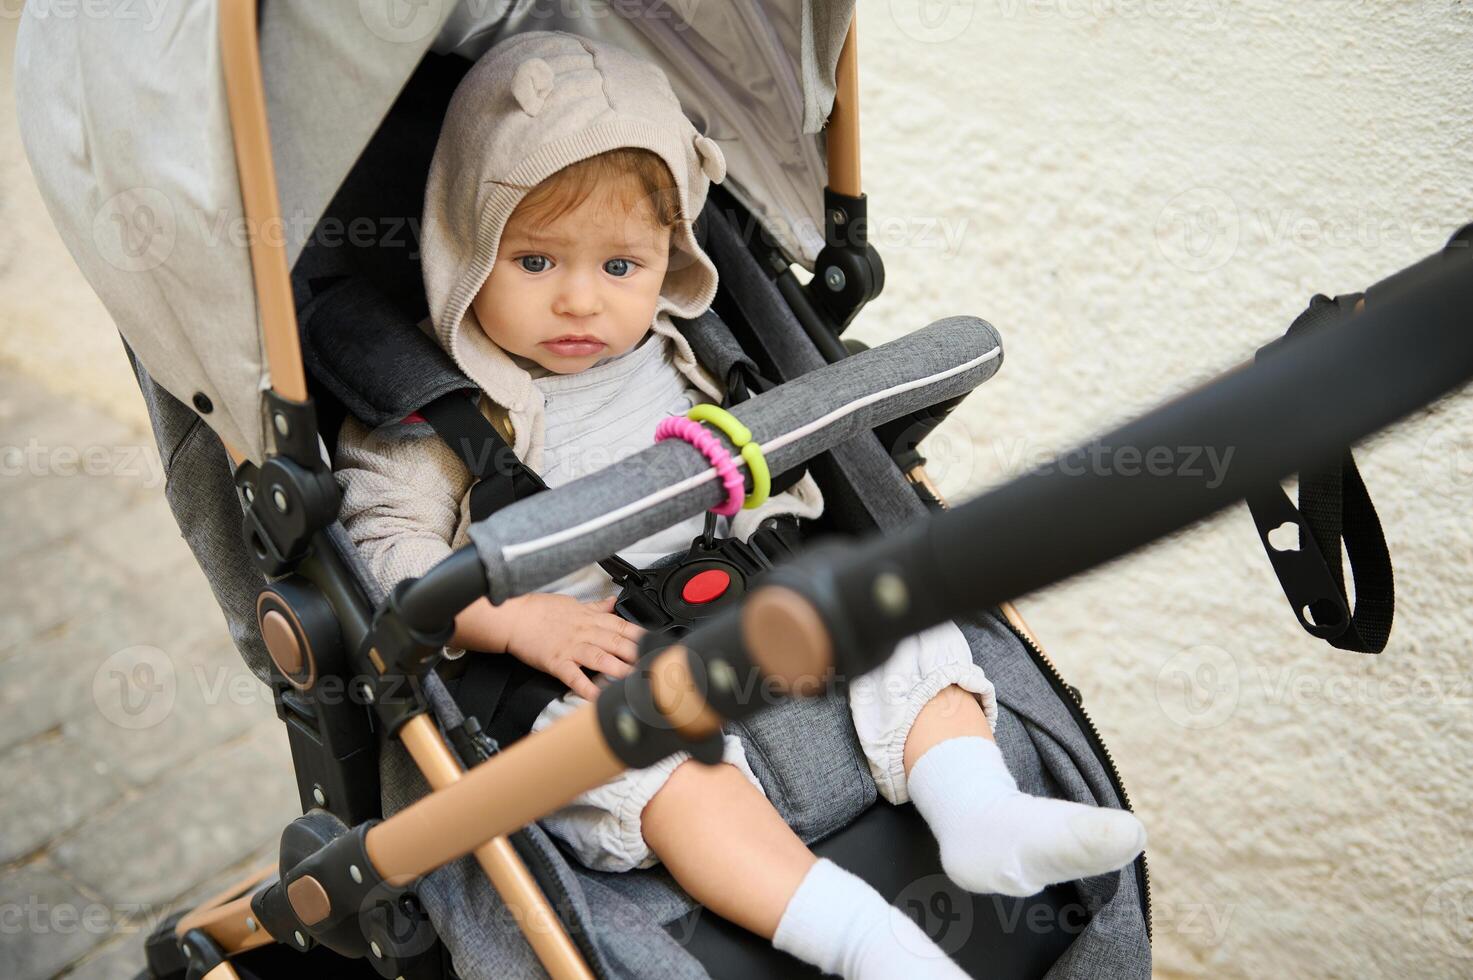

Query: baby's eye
[[516, 255, 549, 273], [604, 258, 635, 278]]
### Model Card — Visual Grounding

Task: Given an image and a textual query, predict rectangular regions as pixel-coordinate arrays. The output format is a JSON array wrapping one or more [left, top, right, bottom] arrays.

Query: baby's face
[[472, 177, 673, 374]]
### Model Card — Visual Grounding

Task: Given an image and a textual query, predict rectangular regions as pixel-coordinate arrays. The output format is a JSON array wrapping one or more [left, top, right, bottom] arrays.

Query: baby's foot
[[774, 858, 969, 979], [907, 736, 1146, 897]]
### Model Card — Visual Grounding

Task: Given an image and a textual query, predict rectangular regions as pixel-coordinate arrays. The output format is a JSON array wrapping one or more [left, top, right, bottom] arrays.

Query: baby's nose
[[553, 273, 603, 317]]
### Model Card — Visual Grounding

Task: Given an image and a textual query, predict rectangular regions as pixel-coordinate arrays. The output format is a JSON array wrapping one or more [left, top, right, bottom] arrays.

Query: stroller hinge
[[804, 187, 886, 334], [236, 393, 341, 577]]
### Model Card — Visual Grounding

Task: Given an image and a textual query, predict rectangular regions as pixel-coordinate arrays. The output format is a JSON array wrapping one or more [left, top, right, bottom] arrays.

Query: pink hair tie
[[655, 416, 746, 517]]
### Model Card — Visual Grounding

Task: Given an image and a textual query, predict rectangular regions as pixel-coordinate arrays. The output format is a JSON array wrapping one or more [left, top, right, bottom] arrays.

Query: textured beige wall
[[4, 2, 1472, 976], [847, 0, 1473, 976]]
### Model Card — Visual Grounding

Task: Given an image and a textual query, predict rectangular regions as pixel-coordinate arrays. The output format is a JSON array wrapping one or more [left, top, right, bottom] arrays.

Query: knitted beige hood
[[419, 31, 728, 470]]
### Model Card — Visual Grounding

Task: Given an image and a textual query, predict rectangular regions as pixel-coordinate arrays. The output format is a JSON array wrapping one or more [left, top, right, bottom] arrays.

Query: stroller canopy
[[14, 0, 855, 462]]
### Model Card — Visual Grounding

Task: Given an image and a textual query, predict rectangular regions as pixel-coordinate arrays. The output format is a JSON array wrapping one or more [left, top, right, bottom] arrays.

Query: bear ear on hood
[[512, 58, 555, 116], [693, 134, 726, 184]]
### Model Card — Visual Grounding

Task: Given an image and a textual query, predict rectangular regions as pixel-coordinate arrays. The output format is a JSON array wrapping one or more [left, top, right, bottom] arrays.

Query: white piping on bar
[[502, 344, 1001, 562]]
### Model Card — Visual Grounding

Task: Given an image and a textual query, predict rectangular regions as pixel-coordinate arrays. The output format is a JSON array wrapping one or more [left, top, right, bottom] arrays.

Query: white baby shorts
[[528, 619, 998, 872]]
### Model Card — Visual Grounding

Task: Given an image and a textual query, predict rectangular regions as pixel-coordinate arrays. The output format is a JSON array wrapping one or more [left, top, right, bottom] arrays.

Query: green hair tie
[[686, 404, 771, 509]]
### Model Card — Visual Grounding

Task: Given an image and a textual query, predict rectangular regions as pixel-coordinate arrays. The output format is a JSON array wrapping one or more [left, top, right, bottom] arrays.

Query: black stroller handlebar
[[685, 229, 1473, 687]]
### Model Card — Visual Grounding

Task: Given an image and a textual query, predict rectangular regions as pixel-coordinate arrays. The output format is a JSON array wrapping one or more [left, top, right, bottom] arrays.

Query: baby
[[336, 31, 1145, 980]]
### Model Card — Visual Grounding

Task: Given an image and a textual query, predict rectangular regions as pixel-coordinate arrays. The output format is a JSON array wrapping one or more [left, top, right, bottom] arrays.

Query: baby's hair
[[507, 148, 682, 232]]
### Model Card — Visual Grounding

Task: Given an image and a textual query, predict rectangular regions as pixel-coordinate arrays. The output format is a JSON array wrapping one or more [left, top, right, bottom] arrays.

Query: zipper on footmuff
[[997, 614, 1154, 942]]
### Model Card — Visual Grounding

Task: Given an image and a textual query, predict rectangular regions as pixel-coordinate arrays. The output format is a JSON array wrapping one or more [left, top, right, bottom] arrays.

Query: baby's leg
[[850, 621, 1146, 897], [640, 758, 810, 938], [529, 691, 967, 977], [643, 758, 968, 979]]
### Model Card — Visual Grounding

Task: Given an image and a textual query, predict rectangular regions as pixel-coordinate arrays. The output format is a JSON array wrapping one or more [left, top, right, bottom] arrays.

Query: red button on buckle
[[681, 569, 730, 605]]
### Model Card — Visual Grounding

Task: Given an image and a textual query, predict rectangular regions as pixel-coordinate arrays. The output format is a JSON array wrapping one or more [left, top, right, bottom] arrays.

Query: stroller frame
[[149, 5, 1079, 979], [116, 2, 1473, 976]]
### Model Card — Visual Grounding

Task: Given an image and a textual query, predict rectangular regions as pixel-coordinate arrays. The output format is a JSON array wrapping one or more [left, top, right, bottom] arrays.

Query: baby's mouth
[[540, 335, 607, 356]]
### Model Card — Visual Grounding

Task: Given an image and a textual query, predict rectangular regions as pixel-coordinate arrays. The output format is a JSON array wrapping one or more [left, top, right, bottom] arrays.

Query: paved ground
[[0, 364, 300, 979]]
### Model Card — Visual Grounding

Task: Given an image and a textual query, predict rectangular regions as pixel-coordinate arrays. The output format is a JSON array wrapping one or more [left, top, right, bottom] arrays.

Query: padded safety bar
[[464, 315, 1001, 604]]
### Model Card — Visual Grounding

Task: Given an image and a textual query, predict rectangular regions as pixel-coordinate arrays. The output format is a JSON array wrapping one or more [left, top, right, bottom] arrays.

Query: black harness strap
[[416, 391, 642, 586], [1249, 293, 1394, 653]]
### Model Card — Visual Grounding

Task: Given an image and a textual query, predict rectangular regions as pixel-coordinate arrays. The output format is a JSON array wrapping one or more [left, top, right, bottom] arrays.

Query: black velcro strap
[[1249, 293, 1394, 653], [1298, 451, 1394, 652], [416, 391, 641, 586]]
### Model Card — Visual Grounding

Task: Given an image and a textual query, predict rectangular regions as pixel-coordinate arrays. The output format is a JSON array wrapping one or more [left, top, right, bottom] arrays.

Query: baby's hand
[[501, 594, 644, 700]]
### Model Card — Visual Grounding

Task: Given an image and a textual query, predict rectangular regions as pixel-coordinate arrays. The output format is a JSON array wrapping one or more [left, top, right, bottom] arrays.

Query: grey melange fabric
[[123, 224, 1149, 980]]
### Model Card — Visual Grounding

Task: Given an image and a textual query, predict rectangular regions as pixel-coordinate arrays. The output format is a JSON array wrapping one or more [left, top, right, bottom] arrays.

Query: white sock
[[772, 858, 968, 979], [907, 736, 1146, 898]]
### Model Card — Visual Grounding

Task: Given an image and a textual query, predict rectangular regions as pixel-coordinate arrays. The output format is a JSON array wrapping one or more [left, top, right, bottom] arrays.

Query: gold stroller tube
[[214, 2, 590, 976], [362, 600, 830, 884], [826, 14, 862, 197]]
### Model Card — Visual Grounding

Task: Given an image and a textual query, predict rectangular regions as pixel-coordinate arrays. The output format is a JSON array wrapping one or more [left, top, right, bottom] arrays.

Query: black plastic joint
[[263, 820, 395, 960], [823, 187, 871, 250], [237, 454, 341, 576], [755, 540, 900, 683], [676, 608, 767, 722], [179, 927, 227, 980], [807, 187, 886, 335], [447, 715, 500, 767], [1255, 293, 1363, 363], [379, 578, 456, 658], [596, 655, 726, 769], [265, 390, 325, 467], [350, 579, 452, 734]]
